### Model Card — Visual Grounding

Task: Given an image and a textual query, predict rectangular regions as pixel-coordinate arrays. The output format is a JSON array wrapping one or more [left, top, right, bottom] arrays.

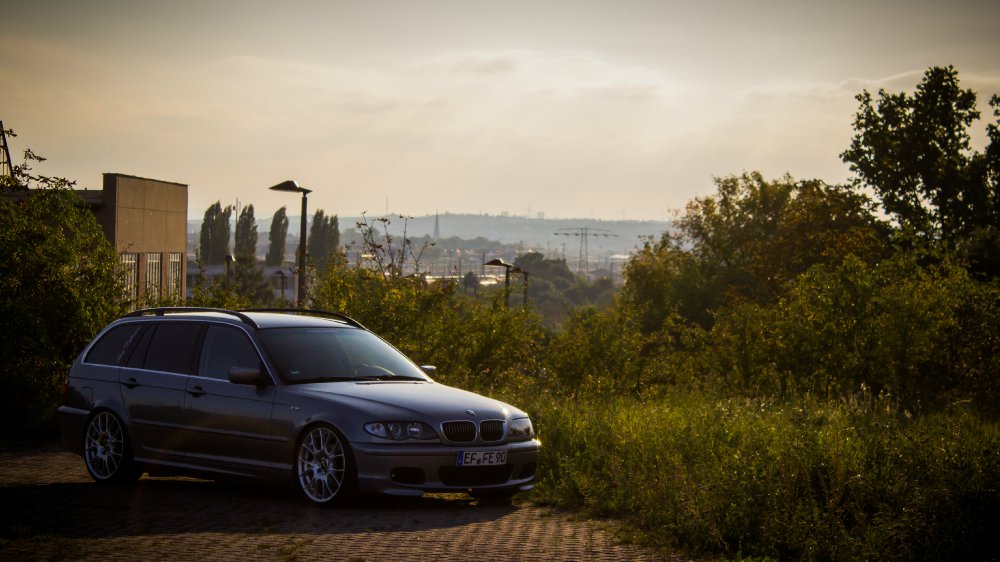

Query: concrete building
[[91, 173, 188, 303]]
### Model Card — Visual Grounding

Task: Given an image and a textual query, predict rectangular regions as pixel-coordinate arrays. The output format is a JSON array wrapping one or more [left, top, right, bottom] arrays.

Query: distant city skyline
[[188, 211, 670, 255], [4, 0, 999, 221]]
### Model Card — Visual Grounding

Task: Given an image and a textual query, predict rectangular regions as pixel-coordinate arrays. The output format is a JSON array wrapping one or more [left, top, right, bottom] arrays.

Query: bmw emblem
[[465, 409, 476, 417]]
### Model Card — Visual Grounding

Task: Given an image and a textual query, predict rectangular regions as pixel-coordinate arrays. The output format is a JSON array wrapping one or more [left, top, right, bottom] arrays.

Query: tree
[[683, 173, 886, 302], [841, 66, 1000, 273], [511, 252, 615, 326], [229, 203, 273, 303], [1, 140, 129, 435], [199, 201, 233, 265], [308, 209, 341, 271], [234, 204, 258, 261], [462, 271, 480, 295], [622, 233, 709, 332], [331, 214, 340, 256], [623, 172, 887, 331], [353, 214, 432, 281], [266, 206, 288, 266]]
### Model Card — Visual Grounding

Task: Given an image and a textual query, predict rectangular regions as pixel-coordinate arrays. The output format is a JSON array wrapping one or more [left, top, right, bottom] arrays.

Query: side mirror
[[229, 367, 264, 386], [420, 365, 437, 377]]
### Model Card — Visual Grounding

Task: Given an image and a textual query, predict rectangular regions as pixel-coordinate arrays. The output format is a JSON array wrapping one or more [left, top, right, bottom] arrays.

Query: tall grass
[[478, 377, 1000, 561]]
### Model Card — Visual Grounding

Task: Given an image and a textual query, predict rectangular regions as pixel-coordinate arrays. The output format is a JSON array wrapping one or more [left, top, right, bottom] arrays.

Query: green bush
[[544, 306, 645, 394], [701, 253, 1000, 409], [524, 390, 1000, 561], [0, 188, 129, 437]]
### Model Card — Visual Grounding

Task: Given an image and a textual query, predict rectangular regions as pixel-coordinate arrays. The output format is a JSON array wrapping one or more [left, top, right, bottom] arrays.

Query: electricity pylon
[[554, 227, 617, 276]]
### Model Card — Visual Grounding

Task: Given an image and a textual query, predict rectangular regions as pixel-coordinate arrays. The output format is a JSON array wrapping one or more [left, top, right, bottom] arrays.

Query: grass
[[501, 385, 1000, 561]]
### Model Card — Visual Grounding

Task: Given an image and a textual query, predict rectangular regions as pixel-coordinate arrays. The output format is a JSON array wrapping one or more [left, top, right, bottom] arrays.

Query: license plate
[[457, 449, 507, 466]]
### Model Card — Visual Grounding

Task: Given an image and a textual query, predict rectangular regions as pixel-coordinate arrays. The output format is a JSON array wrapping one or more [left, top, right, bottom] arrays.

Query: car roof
[[122, 308, 362, 331], [244, 312, 352, 329]]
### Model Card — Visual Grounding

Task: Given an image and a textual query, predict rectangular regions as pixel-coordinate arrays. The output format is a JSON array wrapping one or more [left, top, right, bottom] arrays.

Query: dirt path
[[1, 442, 672, 561]]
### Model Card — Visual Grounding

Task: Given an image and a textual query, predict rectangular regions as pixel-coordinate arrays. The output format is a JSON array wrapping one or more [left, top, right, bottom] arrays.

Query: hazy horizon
[[4, 0, 999, 221]]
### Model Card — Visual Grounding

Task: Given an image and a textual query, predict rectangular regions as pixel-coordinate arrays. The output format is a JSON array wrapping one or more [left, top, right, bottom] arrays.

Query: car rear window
[[128, 322, 203, 374], [85, 324, 144, 366]]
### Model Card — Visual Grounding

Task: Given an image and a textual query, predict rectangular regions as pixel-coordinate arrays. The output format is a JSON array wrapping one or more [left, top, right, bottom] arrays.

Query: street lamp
[[513, 267, 529, 307], [225, 254, 234, 290], [274, 269, 286, 305], [269, 180, 312, 307], [484, 258, 513, 308]]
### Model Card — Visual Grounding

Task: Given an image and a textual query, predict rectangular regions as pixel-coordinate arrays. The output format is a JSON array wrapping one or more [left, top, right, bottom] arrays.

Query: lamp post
[[275, 269, 286, 305], [484, 258, 513, 308], [225, 254, 234, 290], [269, 180, 312, 307], [513, 267, 529, 307]]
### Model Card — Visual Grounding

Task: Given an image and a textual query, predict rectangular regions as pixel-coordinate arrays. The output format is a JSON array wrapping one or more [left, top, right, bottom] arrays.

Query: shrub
[[0, 187, 129, 436], [526, 391, 1000, 561]]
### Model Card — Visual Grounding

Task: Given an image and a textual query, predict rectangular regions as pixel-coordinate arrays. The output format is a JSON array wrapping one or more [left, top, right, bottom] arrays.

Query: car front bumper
[[351, 438, 541, 496]]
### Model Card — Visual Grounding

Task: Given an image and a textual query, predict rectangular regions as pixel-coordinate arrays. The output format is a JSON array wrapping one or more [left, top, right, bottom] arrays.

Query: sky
[[2, 0, 999, 221]]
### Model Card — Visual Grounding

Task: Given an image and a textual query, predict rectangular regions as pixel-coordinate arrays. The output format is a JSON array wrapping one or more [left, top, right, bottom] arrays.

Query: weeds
[[484, 379, 1000, 561]]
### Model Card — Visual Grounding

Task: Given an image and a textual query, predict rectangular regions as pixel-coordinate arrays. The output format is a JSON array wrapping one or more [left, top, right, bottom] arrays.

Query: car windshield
[[257, 327, 431, 385]]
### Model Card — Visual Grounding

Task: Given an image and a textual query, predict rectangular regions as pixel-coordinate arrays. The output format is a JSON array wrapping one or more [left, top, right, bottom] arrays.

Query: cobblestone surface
[[1, 443, 672, 561]]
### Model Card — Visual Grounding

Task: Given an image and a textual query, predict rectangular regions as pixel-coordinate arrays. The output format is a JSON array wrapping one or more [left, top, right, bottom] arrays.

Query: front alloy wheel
[[84, 411, 137, 483], [296, 425, 354, 505]]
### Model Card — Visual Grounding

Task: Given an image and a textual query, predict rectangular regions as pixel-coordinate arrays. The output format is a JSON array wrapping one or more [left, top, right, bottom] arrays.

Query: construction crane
[[554, 227, 617, 276]]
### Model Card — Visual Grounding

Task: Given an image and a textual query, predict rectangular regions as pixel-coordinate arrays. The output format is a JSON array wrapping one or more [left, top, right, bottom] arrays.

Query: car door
[[183, 324, 280, 471], [118, 321, 202, 459]]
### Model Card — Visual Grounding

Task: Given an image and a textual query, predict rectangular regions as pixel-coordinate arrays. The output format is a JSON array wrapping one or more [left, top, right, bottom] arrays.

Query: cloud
[[419, 52, 521, 74], [417, 50, 678, 97], [835, 69, 1000, 99]]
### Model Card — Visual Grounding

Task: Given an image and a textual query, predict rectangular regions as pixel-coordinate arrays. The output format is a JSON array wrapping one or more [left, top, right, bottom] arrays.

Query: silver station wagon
[[58, 308, 540, 505]]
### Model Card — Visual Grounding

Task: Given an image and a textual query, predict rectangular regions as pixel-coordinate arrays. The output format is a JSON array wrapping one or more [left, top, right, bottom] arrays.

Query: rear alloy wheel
[[296, 425, 355, 506], [84, 411, 138, 484]]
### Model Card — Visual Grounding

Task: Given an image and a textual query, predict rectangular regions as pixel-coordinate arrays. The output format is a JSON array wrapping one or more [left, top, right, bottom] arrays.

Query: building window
[[146, 253, 162, 301], [121, 253, 139, 304], [167, 253, 183, 301]]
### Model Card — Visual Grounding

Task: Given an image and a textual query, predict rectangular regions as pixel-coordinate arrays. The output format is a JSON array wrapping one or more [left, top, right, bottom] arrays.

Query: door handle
[[123, 377, 139, 389], [188, 385, 206, 397]]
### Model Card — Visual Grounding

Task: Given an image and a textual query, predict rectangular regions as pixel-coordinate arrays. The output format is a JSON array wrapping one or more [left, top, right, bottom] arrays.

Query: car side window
[[85, 324, 144, 366], [198, 325, 263, 381], [132, 323, 203, 374], [125, 325, 154, 369]]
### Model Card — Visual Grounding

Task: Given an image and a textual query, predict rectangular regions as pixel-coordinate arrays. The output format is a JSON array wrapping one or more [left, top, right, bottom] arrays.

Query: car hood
[[288, 381, 528, 421]]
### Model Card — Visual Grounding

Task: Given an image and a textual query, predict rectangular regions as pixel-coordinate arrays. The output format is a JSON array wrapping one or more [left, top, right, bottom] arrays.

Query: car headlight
[[508, 417, 534, 440], [365, 421, 438, 441]]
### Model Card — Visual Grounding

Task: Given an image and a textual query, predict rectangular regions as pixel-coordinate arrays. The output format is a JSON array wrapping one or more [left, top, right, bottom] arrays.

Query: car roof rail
[[239, 308, 367, 330], [125, 307, 260, 329]]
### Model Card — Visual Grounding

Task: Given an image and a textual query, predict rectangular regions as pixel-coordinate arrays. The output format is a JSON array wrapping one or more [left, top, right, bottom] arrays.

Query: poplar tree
[[266, 206, 288, 266], [234, 204, 258, 261], [199, 201, 232, 265], [308, 209, 340, 271]]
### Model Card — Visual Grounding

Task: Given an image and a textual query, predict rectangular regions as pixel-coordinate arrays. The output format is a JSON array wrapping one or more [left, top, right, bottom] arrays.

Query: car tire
[[84, 411, 140, 484], [295, 424, 357, 507]]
